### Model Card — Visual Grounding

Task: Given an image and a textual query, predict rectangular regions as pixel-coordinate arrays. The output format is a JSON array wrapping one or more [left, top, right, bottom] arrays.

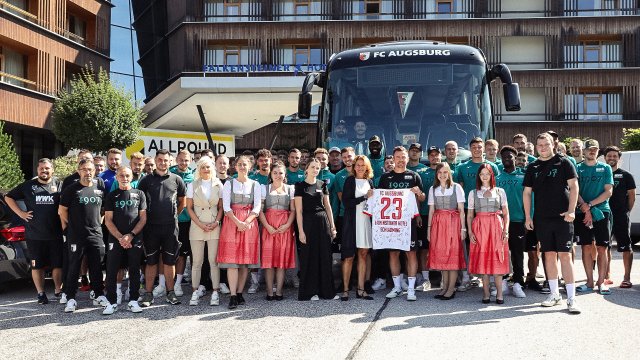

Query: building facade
[[133, 0, 640, 151], [0, 0, 111, 178], [110, 0, 144, 102]]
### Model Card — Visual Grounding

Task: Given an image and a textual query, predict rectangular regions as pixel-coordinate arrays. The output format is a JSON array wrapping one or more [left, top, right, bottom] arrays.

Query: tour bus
[[298, 41, 521, 160]]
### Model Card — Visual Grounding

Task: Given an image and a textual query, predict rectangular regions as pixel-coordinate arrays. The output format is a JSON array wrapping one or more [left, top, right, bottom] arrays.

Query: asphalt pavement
[[1, 247, 639, 360]]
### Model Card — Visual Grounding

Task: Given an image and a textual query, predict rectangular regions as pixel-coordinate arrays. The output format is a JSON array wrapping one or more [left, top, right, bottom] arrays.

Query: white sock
[[549, 279, 559, 296], [176, 274, 183, 285], [566, 283, 576, 300], [251, 272, 259, 284], [159, 274, 166, 287], [116, 283, 122, 293], [421, 271, 429, 280], [392, 276, 401, 289], [408, 277, 416, 291]]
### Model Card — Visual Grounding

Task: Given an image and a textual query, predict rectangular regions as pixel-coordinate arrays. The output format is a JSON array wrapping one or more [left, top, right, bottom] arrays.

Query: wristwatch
[[588, 202, 593, 208], [130, 231, 137, 237]]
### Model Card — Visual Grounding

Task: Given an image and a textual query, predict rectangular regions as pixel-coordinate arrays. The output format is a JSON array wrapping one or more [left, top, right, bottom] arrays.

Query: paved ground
[[1, 247, 639, 360]]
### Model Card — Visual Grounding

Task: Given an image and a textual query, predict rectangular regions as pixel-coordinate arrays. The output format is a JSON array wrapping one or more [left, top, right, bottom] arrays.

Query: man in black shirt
[[137, 149, 186, 306], [58, 159, 108, 313], [604, 146, 636, 287], [378, 146, 425, 302], [103, 166, 147, 315], [5, 158, 63, 304], [523, 133, 581, 314]]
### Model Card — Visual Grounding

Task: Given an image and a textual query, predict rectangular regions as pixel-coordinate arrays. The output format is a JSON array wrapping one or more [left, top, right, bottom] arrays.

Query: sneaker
[[416, 280, 431, 292], [401, 279, 409, 291], [64, 299, 77, 313], [386, 287, 403, 299], [526, 279, 543, 291], [406, 289, 417, 301], [174, 283, 184, 297], [310, 295, 320, 301], [166, 290, 181, 305], [59, 293, 68, 304], [196, 285, 207, 298], [37, 292, 49, 305], [541, 293, 562, 307], [566, 298, 581, 314], [512, 283, 526, 298], [116, 290, 123, 305], [127, 300, 143, 313], [152, 284, 166, 297], [248, 280, 259, 294], [502, 279, 510, 296], [371, 278, 387, 291], [102, 303, 117, 315], [457, 281, 472, 292], [228, 295, 238, 309], [189, 291, 200, 306], [210, 291, 220, 306], [219, 283, 230, 294], [93, 295, 109, 307], [541, 281, 550, 294], [139, 292, 154, 307]]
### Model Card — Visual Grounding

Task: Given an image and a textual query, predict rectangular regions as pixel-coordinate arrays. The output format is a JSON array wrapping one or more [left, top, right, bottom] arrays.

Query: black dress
[[295, 180, 336, 300]]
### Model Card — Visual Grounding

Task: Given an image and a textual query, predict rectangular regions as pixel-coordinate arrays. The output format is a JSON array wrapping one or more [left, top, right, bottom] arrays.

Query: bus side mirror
[[298, 92, 313, 119], [503, 83, 521, 112]]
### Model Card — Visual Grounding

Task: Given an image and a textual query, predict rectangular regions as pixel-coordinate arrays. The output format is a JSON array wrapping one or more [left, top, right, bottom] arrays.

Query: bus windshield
[[323, 62, 492, 159]]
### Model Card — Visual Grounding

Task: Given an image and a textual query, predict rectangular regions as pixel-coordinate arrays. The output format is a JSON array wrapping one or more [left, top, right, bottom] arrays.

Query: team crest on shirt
[[94, 190, 102, 195], [404, 175, 412, 179], [596, 168, 604, 172], [614, 174, 623, 178], [32, 185, 39, 191], [71, 244, 77, 252]]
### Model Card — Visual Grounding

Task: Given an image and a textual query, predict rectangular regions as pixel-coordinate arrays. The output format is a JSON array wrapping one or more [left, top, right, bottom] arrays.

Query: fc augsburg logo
[[397, 92, 414, 119], [359, 52, 370, 61]]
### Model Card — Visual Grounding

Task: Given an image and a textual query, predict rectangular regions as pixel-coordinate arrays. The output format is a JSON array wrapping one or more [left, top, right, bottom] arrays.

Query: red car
[[0, 194, 30, 285]]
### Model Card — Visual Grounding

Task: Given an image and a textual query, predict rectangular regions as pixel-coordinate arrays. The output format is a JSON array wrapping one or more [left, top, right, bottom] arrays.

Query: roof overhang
[[142, 76, 317, 136]]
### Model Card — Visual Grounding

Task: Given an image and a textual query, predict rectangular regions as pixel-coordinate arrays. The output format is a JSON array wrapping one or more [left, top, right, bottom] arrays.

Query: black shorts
[[535, 217, 574, 253], [178, 221, 191, 257], [143, 223, 181, 266], [575, 212, 611, 247], [508, 222, 526, 250], [416, 215, 429, 249], [26, 238, 63, 269], [525, 228, 538, 251], [612, 211, 632, 252]]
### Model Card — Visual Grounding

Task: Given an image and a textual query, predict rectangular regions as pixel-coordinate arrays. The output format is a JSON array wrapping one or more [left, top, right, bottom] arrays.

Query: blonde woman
[[258, 161, 296, 300], [186, 157, 224, 306], [427, 162, 466, 300]]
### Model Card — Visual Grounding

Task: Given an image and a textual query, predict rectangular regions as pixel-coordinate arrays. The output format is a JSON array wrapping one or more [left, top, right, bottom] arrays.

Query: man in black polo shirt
[[58, 159, 108, 313], [378, 146, 425, 301], [5, 158, 63, 304], [137, 149, 187, 306]]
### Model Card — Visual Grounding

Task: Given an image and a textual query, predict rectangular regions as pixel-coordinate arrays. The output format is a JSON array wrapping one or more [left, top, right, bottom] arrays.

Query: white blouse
[[467, 186, 508, 209], [222, 178, 262, 214], [427, 184, 465, 205], [186, 178, 221, 200]]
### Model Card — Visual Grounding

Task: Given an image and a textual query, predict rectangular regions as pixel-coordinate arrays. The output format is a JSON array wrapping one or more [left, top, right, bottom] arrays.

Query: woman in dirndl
[[467, 164, 510, 304], [217, 155, 262, 309], [427, 162, 466, 300], [258, 161, 296, 301]]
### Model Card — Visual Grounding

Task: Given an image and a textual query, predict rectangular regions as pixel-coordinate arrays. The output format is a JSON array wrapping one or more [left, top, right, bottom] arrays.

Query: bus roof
[[328, 41, 487, 70]]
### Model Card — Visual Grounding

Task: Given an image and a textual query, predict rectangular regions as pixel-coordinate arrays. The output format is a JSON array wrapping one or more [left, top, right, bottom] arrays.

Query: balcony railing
[[0, 70, 38, 91]]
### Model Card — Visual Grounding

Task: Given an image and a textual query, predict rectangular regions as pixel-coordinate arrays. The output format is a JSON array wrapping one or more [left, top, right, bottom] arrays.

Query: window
[[293, 45, 322, 65], [564, 91, 623, 120], [295, 0, 310, 15], [358, 0, 381, 19], [224, 0, 241, 17], [66, 14, 87, 45], [563, 40, 622, 69], [437, 0, 453, 14], [224, 47, 240, 65]]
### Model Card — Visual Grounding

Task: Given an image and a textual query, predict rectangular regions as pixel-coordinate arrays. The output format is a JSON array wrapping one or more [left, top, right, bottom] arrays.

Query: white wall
[[500, 36, 546, 70]]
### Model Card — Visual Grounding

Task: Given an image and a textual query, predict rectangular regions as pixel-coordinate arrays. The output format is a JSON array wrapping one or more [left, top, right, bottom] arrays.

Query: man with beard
[[604, 146, 636, 287], [93, 156, 106, 175], [61, 150, 95, 191], [286, 148, 306, 184], [110, 152, 146, 191], [512, 134, 537, 163], [407, 143, 427, 173], [329, 147, 344, 174], [99, 148, 122, 194], [143, 156, 155, 176], [351, 120, 369, 155], [444, 141, 461, 176], [368, 136, 385, 183], [6, 158, 63, 304], [570, 139, 584, 164], [300, 149, 311, 170], [328, 120, 351, 150]]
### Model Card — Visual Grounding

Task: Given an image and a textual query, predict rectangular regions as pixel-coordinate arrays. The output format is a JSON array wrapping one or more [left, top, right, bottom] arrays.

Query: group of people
[[4, 129, 636, 315]]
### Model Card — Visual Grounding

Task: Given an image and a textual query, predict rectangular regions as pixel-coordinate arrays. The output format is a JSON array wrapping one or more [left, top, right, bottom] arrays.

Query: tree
[[621, 128, 640, 151], [0, 121, 25, 190], [52, 66, 146, 153], [52, 154, 78, 180]]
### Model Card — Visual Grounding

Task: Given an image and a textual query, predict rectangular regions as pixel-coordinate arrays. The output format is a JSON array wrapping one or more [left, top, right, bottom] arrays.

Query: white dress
[[355, 179, 372, 249]]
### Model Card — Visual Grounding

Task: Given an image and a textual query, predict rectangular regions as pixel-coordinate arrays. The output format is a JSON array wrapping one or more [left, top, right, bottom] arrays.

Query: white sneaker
[[401, 279, 409, 291], [174, 283, 183, 297], [416, 280, 431, 292], [502, 280, 510, 296], [102, 303, 117, 315], [457, 281, 472, 292], [406, 289, 417, 301], [541, 293, 562, 307], [93, 295, 109, 307], [64, 299, 77, 313], [152, 284, 166, 297], [189, 291, 200, 306], [371, 278, 386, 291], [248, 280, 259, 294], [196, 285, 206, 298], [127, 300, 143, 313], [512, 283, 526, 298], [59, 293, 68, 304], [219, 283, 230, 294], [116, 289, 123, 305], [566, 298, 581, 314], [386, 287, 403, 299], [210, 291, 220, 306], [310, 295, 320, 301], [124, 288, 130, 302]]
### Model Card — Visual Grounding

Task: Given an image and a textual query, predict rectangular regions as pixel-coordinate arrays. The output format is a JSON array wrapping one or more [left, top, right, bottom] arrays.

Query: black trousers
[[63, 237, 105, 300], [508, 222, 526, 286], [105, 237, 142, 304]]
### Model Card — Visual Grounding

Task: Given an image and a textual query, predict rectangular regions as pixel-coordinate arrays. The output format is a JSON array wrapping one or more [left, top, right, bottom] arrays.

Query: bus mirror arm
[[298, 72, 325, 119], [489, 64, 521, 112]]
